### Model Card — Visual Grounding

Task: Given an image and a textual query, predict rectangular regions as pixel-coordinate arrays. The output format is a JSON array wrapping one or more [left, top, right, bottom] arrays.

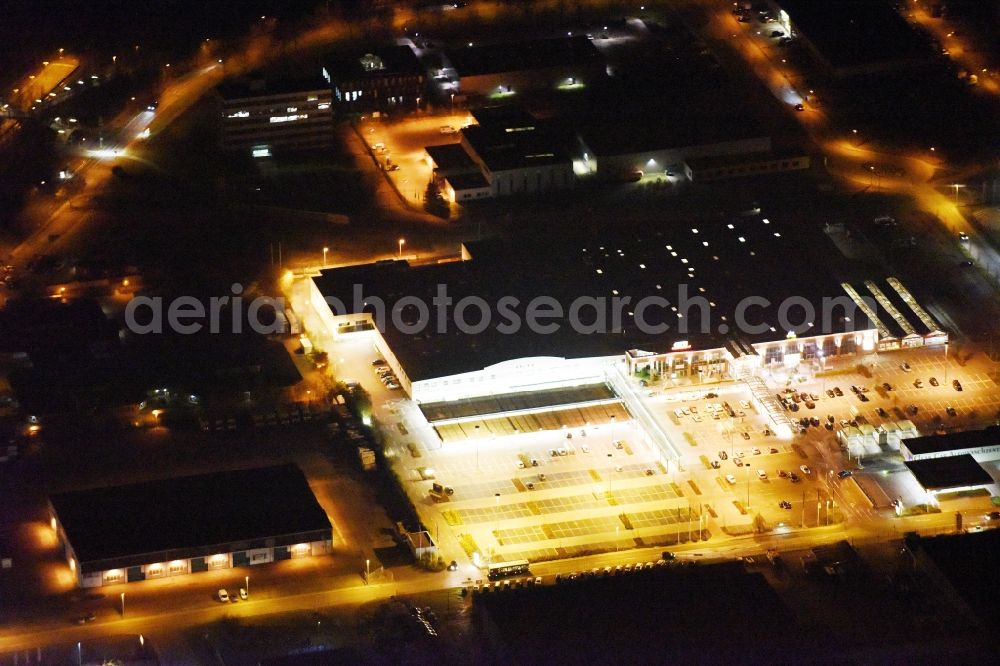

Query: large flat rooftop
[[51, 464, 331, 567], [904, 455, 994, 493], [446, 36, 602, 78], [902, 425, 1000, 458], [779, 0, 932, 72], [313, 212, 899, 381]]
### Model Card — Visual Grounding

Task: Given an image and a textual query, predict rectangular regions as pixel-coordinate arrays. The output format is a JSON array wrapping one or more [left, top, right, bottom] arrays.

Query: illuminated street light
[[245, 574, 249, 597], [365, 558, 370, 584], [322, 246, 329, 267], [120, 591, 125, 617], [398, 238, 405, 259]]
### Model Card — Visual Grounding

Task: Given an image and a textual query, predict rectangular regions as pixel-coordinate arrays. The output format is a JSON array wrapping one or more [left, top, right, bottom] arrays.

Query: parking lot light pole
[[944, 342, 949, 383], [365, 559, 370, 584], [322, 246, 328, 267], [474, 425, 480, 471], [245, 575, 249, 598], [120, 592, 125, 617]]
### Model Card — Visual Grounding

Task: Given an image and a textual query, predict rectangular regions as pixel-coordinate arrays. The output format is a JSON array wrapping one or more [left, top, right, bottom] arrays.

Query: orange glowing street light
[[398, 238, 405, 259]]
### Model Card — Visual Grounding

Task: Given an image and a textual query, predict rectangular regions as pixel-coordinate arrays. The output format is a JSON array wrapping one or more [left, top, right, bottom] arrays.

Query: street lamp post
[[120, 591, 125, 617], [607, 453, 613, 497], [322, 246, 329, 267], [494, 493, 501, 558], [365, 558, 370, 584], [944, 341, 949, 383], [474, 424, 480, 471], [398, 238, 405, 259], [245, 575, 249, 598]]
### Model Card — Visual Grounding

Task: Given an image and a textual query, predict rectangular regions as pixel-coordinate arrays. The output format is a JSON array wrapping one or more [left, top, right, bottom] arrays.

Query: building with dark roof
[[906, 529, 1000, 628], [578, 111, 772, 181], [904, 455, 995, 494], [424, 143, 479, 177], [304, 212, 925, 404], [322, 45, 426, 112], [218, 76, 333, 153], [445, 36, 605, 98], [765, 0, 935, 78], [424, 107, 589, 200], [50, 464, 333, 587], [901, 426, 1000, 461]]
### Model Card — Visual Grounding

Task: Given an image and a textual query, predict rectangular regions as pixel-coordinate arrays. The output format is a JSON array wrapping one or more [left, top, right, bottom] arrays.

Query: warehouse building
[[218, 76, 334, 154], [50, 465, 333, 587], [444, 36, 605, 99], [901, 426, 1000, 462], [424, 107, 589, 200], [904, 455, 995, 496], [761, 0, 935, 78]]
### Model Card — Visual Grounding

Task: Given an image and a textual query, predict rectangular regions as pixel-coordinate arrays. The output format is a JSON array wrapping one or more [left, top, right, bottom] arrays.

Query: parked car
[[218, 589, 230, 602], [953, 379, 963, 391], [929, 377, 939, 386], [726, 474, 737, 485], [800, 465, 812, 475], [240, 588, 248, 600], [757, 469, 767, 480], [900, 362, 911, 372], [837, 470, 852, 479], [718, 450, 728, 460]]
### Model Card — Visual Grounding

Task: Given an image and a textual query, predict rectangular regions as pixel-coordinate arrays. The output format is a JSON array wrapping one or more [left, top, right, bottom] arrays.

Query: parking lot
[[314, 317, 1000, 569], [359, 111, 475, 206]]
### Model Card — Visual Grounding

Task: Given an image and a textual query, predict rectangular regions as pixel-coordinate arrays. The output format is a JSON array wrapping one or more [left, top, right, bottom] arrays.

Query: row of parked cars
[[557, 559, 673, 583], [471, 576, 543, 594], [372, 358, 401, 390]]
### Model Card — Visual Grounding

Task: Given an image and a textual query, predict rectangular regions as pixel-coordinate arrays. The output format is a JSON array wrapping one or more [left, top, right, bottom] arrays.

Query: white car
[[800, 465, 812, 475], [239, 588, 248, 600], [218, 589, 229, 602], [756, 469, 767, 480], [726, 474, 737, 485]]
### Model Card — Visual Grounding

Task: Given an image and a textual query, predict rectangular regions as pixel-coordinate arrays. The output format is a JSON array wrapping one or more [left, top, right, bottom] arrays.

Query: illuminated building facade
[[49, 465, 333, 587], [219, 77, 334, 153], [323, 45, 426, 112]]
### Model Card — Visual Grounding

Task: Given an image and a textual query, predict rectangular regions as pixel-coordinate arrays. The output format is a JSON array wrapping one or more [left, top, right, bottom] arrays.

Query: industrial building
[[50, 465, 333, 587], [904, 455, 996, 495], [218, 77, 334, 154], [760, 0, 935, 78], [444, 36, 605, 99], [322, 45, 426, 112], [424, 107, 588, 200], [901, 426, 1000, 462], [577, 114, 772, 182]]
